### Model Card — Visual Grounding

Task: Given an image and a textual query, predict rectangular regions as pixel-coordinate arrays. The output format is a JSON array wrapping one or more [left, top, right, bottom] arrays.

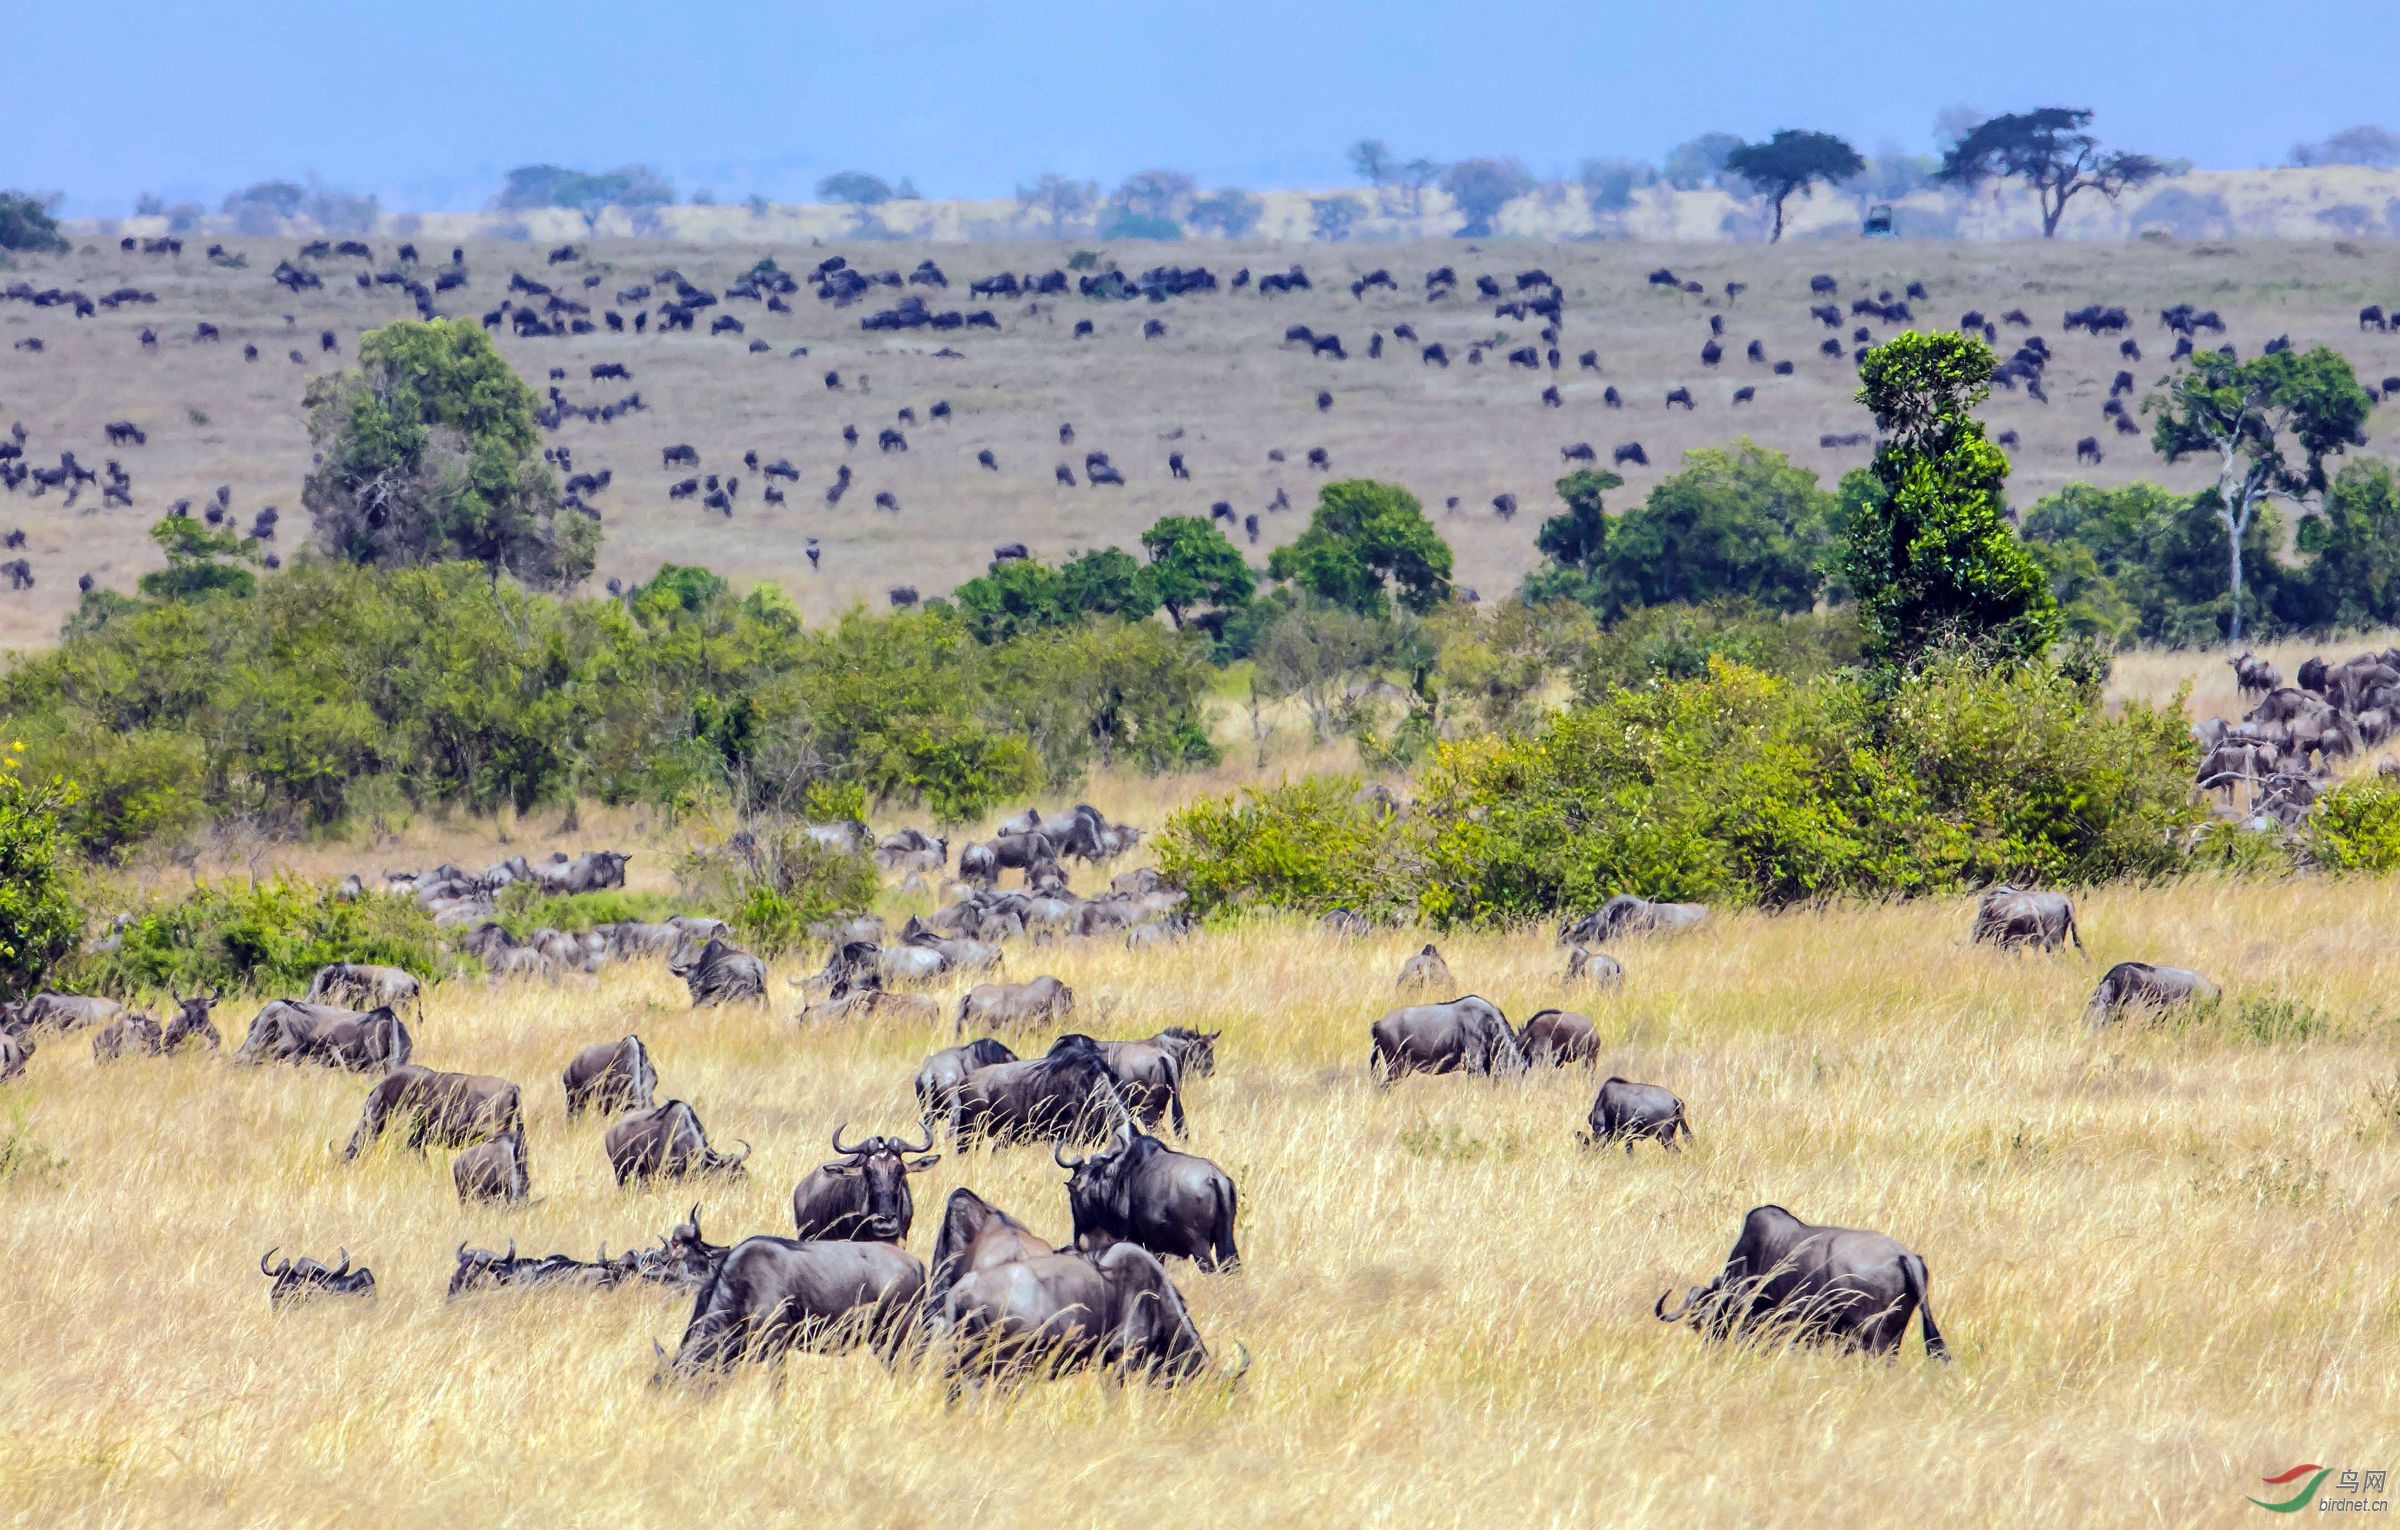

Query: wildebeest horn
[[1053, 1141, 1085, 1170], [1655, 1285, 1703, 1323], [830, 1121, 865, 1155], [455, 1240, 468, 1262], [894, 1125, 934, 1155], [505, 1239, 516, 1262], [330, 1248, 351, 1278], [729, 1140, 752, 1166], [260, 1247, 288, 1278], [686, 1202, 701, 1232]]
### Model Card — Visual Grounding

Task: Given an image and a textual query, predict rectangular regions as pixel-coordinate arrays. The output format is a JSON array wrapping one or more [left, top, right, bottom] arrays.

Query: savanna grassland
[[4, 807, 2400, 1526], [8, 232, 2400, 644]]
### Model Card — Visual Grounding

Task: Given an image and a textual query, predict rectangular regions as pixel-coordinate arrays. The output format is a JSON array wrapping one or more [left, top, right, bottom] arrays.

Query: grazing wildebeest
[[1971, 885, 2082, 952], [661, 1237, 926, 1377], [453, 1124, 530, 1203], [1656, 1205, 1946, 1359], [343, 1066, 522, 1158], [915, 1038, 1018, 1128], [2084, 962, 2217, 1026], [562, 1034, 658, 1117], [1520, 1008, 1600, 1066], [260, 1248, 377, 1306], [1370, 996, 1524, 1083], [1559, 896, 1706, 944], [1059, 1123, 1239, 1270], [91, 1010, 163, 1062], [1396, 943, 1451, 991], [954, 976, 1073, 1035], [790, 1125, 941, 1241], [2228, 651, 2281, 700], [605, 1100, 750, 1184], [2076, 436, 2103, 464], [11, 992, 127, 1034], [1582, 1077, 1689, 1152], [1089, 1033, 1192, 1134], [1318, 909, 1373, 938], [669, 938, 766, 1005], [235, 1000, 412, 1071], [1612, 441, 1648, 467], [534, 849, 632, 893], [948, 1033, 1125, 1146], [936, 1242, 1233, 1390], [925, 1188, 1054, 1311], [306, 962, 423, 1018], [1566, 947, 1624, 986]]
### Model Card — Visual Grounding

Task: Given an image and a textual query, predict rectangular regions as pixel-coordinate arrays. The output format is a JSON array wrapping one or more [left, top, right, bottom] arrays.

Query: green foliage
[[1528, 449, 1838, 617], [1662, 132, 1745, 189], [76, 880, 444, 998], [1935, 108, 2161, 236], [1567, 603, 1858, 700], [2021, 481, 2275, 645], [0, 753, 83, 999], [1252, 601, 1430, 741], [815, 172, 894, 206], [1846, 333, 2058, 670], [1141, 515, 1255, 628], [0, 190, 68, 254], [675, 827, 877, 958], [491, 884, 688, 937], [303, 319, 598, 588], [1268, 480, 1454, 616], [138, 516, 259, 603], [952, 550, 1162, 642], [1438, 158, 1535, 236], [1578, 159, 1654, 213], [2291, 460, 2400, 630], [1186, 190, 1263, 238], [2306, 775, 2400, 872], [496, 164, 675, 214], [1094, 209, 1183, 241], [1522, 469, 1620, 607], [1156, 776, 1423, 921], [1722, 130, 1864, 240]]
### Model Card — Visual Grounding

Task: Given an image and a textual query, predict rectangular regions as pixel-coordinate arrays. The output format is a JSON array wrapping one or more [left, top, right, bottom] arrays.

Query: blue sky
[[8, 0, 2397, 215]]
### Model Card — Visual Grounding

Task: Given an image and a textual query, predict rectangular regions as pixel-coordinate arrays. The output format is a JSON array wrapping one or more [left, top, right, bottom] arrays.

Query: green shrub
[[1155, 776, 1422, 921], [674, 826, 877, 959], [74, 880, 447, 998], [491, 885, 690, 937], [2306, 775, 2400, 872], [0, 751, 84, 999]]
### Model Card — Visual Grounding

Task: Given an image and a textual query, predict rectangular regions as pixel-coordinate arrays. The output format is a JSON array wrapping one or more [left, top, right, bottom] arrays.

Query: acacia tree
[[1310, 194, 1366, 241], [1439, 158, 1534, 237], [1935, 108, 2161, 237], [1016, 173, 1097, 234], [302, 319, 598, 589], [2147, 346, 2374, 640], [1348, 139, 1395, 193], [1722, 130, 1864, 242], [1844, 332, 2057, 668]]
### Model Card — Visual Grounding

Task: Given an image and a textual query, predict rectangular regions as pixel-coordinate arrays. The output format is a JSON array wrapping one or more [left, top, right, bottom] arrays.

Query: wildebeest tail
[[2064, 907, 2085, 953], [1206, 1176, 1240, 1272], [1901, 1252, 1947, 1361]]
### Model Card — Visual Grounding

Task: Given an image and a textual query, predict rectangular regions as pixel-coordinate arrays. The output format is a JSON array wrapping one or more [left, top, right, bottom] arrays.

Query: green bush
[[491, 884, 690, 937], [2306, 775, 2400, 872], [0, 752, 84, 999], [1155, 776, 1424, 921], [76, 880, 447, 998], [674, 827, 878, 959]]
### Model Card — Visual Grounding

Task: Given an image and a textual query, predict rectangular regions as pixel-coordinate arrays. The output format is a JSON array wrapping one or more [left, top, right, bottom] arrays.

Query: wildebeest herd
[[2199, 645, 2400, 829], [0, 784, 2244, 1385]]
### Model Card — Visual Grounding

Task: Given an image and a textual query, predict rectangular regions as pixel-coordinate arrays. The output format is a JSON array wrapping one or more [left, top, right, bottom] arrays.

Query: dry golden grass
[[4, 870, 2398, 1527]]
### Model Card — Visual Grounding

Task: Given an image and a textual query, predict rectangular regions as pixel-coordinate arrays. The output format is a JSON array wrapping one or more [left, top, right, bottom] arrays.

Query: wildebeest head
[[1057, 1122, 1163, 1243], [163, 991, 221, 1051], [260, 1246, 377, 1306], [1152, 1026, 1220, 1077], [810, 1123, 941, 1240]]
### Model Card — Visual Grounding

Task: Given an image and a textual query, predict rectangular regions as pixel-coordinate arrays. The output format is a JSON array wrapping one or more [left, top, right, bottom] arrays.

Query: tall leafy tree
[[1844, 332, 2057, 668], [1186, 189, 1263, 238], [2291, 459, 2400, 631], [302, 319, 598, 589], [1722, 130, 1864, 242], [1268, 480, 1454, 616], [1606, 444, 1837, 611], [1522, 469, 1621, 606], [1016, 173, 1097, 234], [1140, 515, 1254, 627], [0, 189, 67, 253], [1310, 195, 1366, 241], [1438, 158, 1534, 237], [1935, 108, 2161, 237], [1347, 139, 1396, 190], [2146, 345, 2372, 640], [1661, 132, 1745, 189], [814, 172, 894, 206]]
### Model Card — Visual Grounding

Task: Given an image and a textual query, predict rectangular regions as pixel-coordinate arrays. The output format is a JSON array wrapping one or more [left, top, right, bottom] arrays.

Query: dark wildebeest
[[448, 1240, 635, 1297], [660, 1237, 926, 1378], [1559, 896, 1707, 944], [948, 1033, 1126, 1147], [790, 1125, 941, 1241], [2084, 961, 2217, 1027], [1566, 947, 1624, 987], [604, 1100, 750, 1183], [453, 1124, 530, 1203], [260, 1247, 377, 1306], [1656, 1205, 1947, 1360], [562, 1034, 658, 1117], [925, 1188, 1054, 1312], [342, 1065, 522, 1159], [1318, 909, 1373, 938], [1520, 1008, 1600, 1066], [235, 1000, 412, 1071], [915, 1038, 1017, 1127], [1582, 1077, 1689, 1152], [2228, 652, 2281, 700], [535, 849, 632, 893], [306, 962, 423, 1018], [669, 938, 766, 1005], [936, 1242, 1234, 1390], [1369, 996, 1524, 1083], [1970, 885, 2083, 952], [160, 992, 221, 1052], [0, 1031, 25, 1081], [953, 977, 1072, 1036], [11, 992, 128, 1034], [1060, 1123, 1239, 1270], [1092, 1033, 1198, 1133], [91, 1010, 163, 1062], [1396, 943, 1452, 992]]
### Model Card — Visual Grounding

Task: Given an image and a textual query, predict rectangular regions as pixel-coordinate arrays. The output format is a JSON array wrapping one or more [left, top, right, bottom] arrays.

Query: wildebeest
[[925, 1187, 1054, 1311], [91, 1010, 163, 1062], [606, 1100, 750, 1183], [936, 1242, 1231, 1390], [534, 849, 631, 893], [790, 1125, 941, 1241], [343, 1065, 522, 1159], [2228, 651, 2282, 700], [1970, 885, 2082, 952], [1656, 1205, 1947, 1359], [448, 1239, 638, 1298], [1059, 1123, 1239, 1270], [1612, 442, 1647, 467], [661, 1237, 926, 1377], [1559, 896, 1706, 944], [1090, 1032, 1193, 1134], [235, 1000, 412, 1071], [1582, 1077, 1689, 1152], [260, 1247, 377, 1306], [453, 1124, 530, 1203], [1520, 1008, 1600, 1066], [1566, 946, 1624, 986], [916, 1038, 1018, 1127], [8, 992, 128, 1034], [954, 976, 1073, 1035], [563, 1034, 658, 1117], [0, 1031, 25, 1081], [948, 1033, 1127, 1147], [154, 993, 220, 1053], [2084, 961, 2218, 1026], [669, 938, 766, 1005], [306, 962, 423, 1018], [1370, 996, 1524, 1083], [1396, 943, 1452, 992]]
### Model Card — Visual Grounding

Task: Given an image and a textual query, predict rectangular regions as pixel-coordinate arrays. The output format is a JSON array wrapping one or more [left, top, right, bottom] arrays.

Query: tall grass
[[1, 877, 2396, 1524]]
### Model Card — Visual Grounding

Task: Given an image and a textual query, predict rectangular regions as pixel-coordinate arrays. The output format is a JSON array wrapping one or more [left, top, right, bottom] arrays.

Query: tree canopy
[[1935, 108, 2161, 237], [815, 172, 894, 206], [302, 319, 598, 589], [496, 164, 675, 216], [1439, 158, 1534, 237], [1722, 130, 1864, 241], [1141, 515, 1256, 627], [1268, 481, 1454, 616], [1662, 132, 1744, 189], [0, 189, 67, 253], [1524, 448, 1839, 615]]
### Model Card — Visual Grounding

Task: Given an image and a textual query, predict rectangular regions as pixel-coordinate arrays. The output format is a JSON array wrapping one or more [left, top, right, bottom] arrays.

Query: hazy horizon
[[7, 0, 2398, 217]]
